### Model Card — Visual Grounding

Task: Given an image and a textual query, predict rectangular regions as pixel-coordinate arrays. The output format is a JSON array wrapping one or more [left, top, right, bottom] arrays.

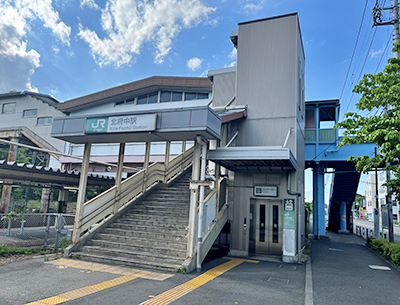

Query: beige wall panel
[[212, 72, 236, 107], [236, 16, 298, 120]]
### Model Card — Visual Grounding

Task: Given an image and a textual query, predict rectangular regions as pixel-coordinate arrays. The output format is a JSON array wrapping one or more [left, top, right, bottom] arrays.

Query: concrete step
[[103, 227, 187, 241], [134, 199, 190, 206], [132, 204, 189, 211], [80, 245, 184, 266], [140, 196, 190, 203], [146, 192, 190, 198], [86, 239, 186, 257], [116, 218, 188, 229], [121, 214, 189, 224], [109, 223, 187, 235], [124, 209, 188, 217], [94, 233, 187, 250], [75, 252, 181, 273]]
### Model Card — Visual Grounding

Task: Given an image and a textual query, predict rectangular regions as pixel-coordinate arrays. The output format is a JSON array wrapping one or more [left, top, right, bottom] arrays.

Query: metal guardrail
[[0, 213, 74, 249], [354, 224, 374, 240]]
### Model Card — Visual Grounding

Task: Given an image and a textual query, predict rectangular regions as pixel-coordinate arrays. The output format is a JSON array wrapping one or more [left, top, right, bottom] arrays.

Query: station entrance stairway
[[73, 171, 192, 272]]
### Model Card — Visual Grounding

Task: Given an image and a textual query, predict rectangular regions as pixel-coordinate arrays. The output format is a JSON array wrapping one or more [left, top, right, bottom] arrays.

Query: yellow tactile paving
[[25, 276, 136, 305], [46, 258, 173, 280], [139, 257, 259, 305]]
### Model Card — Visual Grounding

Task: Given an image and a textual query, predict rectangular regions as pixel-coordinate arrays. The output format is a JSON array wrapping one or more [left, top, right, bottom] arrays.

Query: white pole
[[72, 143, 91, 244], [114, 143, 125, 214], [187, 142, 200, 258], [197, 138, 207, 271]]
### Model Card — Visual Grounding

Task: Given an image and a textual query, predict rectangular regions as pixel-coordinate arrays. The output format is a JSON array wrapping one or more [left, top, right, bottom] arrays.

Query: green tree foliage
[[305, 201, 313, 212], [336, 42, 400, 200], [353, 193, 365, 210]]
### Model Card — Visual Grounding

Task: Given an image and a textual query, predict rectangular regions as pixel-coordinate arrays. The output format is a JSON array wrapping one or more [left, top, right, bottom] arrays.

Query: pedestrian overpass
[[305, 100, 376, 238]]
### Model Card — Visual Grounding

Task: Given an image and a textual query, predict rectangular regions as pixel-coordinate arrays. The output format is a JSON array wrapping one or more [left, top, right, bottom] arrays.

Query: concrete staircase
[[75, 170, 191, 272]]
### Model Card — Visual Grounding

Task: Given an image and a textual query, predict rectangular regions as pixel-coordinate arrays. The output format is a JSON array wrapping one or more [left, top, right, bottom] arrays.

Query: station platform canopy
[[0, 160, 115, 188], [208, 146, 298, 172], [52, 105, 221, 144]]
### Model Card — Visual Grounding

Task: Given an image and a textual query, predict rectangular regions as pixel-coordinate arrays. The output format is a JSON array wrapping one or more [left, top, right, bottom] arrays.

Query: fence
[[353, 224, 390, 240], [0, 213, 75, 249]]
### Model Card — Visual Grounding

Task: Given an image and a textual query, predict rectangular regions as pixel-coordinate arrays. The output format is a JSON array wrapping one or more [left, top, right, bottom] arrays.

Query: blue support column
[[313, 163, 326, 237], [340, 201, 347, 231]]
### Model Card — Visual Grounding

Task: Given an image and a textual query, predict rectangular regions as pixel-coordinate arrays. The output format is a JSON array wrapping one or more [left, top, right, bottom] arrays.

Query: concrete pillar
[[72, 143, 91, 244], [40, 188, 51, 213], [187, 142, 200, 258], [142, 142, 151, 192], [313, 163, 325, 237], [58, 189, 68, 213], [164, 141, 171, 183], [181, 141, 186, 171], [114, 143, 125, 214], [340, 201, 347, 231]]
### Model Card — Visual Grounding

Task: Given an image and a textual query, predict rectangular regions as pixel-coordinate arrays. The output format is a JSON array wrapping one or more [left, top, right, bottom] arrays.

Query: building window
[[137, 94, 148, 105], [23, 109, 37, 117], [161, 91, 183, 103], [148, 92, 158, 104], [37, 117, 52, 125], [2, 103, 16, 114], [184, 92, 208, 101]]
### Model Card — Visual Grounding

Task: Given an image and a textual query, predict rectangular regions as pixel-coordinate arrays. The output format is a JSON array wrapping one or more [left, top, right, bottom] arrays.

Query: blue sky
[[0, 0, 396, 200]]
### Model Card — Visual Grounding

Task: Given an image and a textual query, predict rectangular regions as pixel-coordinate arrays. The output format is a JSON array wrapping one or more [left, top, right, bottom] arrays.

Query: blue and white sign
[[85, 114, 156, 134]]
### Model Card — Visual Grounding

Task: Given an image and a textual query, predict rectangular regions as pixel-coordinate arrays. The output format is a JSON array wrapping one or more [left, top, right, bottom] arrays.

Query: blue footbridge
[[305, 100, 376, 238]]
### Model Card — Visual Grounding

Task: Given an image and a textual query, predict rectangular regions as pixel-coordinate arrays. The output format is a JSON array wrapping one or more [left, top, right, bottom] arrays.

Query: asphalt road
[[311, 232, 400, 305], [0, 255, 306, 305]]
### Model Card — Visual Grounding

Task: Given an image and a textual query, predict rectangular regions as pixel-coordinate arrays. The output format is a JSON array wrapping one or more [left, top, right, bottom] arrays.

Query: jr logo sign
[[85, 117, 108, 133]]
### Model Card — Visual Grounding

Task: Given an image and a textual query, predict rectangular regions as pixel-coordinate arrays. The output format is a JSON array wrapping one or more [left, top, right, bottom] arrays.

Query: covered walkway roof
[[208, 147, 298, 172], [0, 160, 115, 188]]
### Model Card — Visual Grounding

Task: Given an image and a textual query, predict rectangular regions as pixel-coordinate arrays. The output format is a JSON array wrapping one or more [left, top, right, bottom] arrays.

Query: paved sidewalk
[[310, 232, 400, 305]]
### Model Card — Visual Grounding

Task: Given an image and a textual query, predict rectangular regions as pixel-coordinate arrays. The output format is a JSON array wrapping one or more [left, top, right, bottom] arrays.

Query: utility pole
[[374, 148, 380, 239], [372, 0, 399, 242]]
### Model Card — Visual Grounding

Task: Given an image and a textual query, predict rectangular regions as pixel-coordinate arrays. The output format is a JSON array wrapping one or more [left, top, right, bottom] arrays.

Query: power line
[[345, 27, 378, 113], [375, 29, 393, 73], [340, 0, 370, 101]]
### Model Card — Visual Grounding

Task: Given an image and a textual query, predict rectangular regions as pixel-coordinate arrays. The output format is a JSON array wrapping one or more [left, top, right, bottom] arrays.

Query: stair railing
[[74, 146, 194, 244], [196, 177, 228, 264]]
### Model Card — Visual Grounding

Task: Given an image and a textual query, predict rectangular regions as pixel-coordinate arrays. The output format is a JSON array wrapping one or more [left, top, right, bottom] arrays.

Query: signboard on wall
[[85, 114, 156, 134], [381, 205, 388, 229], [253, 186, 278, 197], [284, 199, 295, 229]]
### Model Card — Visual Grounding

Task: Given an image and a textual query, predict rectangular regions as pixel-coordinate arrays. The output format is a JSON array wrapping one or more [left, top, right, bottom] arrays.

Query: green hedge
[[367, 237, 400, 267]]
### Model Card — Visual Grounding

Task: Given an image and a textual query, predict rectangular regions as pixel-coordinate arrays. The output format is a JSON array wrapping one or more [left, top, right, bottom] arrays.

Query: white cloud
[[16, 0, 71, 45], [80, 0, 100, 10], [187, 57, 202, 71], [78, 0, 216, 67], [0, 0, 70, 92], [0, 4, 40, 92], [242, 0, 265, 14], [229, 47, 237, 59], [204, 16, 220, 27], [224, 61, 236, 68], [371, 49, 383, 59]]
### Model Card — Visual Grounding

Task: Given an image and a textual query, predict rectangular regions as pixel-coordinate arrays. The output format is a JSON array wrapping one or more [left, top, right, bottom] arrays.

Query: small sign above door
[[253, 186, 278, 197]]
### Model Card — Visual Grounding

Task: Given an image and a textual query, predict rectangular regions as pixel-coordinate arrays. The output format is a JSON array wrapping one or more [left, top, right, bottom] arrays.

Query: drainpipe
[[287, 172, 302, 263], [197, 136, 207, 271]]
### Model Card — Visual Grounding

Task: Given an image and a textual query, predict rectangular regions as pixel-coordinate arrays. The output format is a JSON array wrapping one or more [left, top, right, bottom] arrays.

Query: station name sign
[[253, 185, 278, 197], [85, 114, 157, 134]]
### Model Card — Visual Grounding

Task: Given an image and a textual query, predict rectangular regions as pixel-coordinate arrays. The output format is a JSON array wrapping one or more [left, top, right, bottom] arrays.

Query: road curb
[[305, 255, 313, 305]]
